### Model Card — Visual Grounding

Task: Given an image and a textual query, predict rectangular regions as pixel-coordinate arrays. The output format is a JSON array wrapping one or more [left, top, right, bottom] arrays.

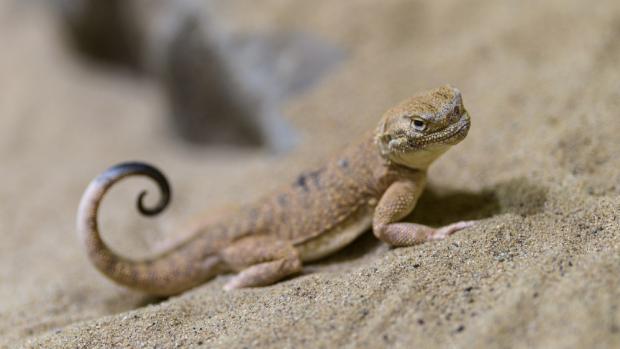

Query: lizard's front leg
[[373, 179, 475, 247]]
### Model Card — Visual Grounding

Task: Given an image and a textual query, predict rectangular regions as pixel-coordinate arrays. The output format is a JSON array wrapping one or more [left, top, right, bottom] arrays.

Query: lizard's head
[[375, 85, 471, 169]]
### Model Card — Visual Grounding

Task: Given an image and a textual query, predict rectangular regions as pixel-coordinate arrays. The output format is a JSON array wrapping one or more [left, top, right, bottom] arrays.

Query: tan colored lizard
[[77, 85, 474, 295]]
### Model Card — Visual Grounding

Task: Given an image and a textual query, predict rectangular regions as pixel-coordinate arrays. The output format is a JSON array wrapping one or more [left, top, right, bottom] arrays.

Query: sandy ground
[[1, 0, 619, 348]]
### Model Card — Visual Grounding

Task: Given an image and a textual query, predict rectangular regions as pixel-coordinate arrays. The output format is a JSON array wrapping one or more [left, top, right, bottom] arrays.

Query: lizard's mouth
[[408, 111, 471, 149], [441, 111, 471, 145]]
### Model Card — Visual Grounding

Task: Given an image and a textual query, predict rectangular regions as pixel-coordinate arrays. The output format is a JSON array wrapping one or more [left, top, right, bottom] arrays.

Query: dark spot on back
[[295, 167, 326, 191], [307, 167, 325, 187], [295, 174, 309, 191], [338, 158, 349, 168], [277, 193, 289, 206]]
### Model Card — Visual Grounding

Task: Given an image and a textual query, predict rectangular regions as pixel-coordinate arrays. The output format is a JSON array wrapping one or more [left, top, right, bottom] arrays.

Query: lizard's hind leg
[[220, 235, 302, 290]]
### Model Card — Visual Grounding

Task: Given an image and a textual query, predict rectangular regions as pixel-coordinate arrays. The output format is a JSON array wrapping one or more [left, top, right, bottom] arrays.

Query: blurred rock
[[54, 0, 143, 68], [53, 0, 343, 150]]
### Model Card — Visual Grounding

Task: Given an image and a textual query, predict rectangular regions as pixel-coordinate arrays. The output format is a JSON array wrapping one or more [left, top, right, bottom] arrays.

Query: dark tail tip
[[104, 162, 172, 217]]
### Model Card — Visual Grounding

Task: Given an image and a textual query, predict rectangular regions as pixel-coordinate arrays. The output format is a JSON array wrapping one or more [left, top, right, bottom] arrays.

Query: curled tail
[[77, 162, 219, 296]]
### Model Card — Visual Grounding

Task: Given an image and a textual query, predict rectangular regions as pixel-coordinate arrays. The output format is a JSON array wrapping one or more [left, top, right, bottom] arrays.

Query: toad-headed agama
[[77, 85, 474, 295]]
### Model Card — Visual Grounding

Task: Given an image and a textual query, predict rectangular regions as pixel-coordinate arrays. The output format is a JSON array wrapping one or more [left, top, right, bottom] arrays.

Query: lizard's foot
[[374, 220, 476, 247], [223, 258, 301, 290], [428, 220, 476, 241]]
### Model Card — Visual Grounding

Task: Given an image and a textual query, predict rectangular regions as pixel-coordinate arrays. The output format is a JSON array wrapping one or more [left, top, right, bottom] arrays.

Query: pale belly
[[295, 208, 373, 262]]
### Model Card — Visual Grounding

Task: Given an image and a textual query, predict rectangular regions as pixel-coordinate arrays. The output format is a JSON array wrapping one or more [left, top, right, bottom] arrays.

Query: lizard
[[77, 85, 474, 296]]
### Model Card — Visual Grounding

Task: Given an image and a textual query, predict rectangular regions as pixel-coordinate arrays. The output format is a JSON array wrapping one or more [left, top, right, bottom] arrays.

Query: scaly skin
[[77, 85, 473, 295]]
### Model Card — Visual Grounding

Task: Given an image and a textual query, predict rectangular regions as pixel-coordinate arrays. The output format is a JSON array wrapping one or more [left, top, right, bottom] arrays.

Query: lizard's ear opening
[[374, 129, 392, 157], [375, 117, 399, 157]]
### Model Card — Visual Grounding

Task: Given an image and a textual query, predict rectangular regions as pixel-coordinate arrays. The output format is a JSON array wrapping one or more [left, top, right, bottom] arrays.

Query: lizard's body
[[78, 85, 473, 295]]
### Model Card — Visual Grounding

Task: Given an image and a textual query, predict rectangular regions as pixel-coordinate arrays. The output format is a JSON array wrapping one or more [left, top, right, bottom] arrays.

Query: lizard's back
[[204, 135, 404, 261]]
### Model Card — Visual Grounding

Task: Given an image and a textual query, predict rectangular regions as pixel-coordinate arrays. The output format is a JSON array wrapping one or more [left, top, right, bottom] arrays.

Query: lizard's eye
[[412, 118, 426, 131], [453, 105, 461, 115]]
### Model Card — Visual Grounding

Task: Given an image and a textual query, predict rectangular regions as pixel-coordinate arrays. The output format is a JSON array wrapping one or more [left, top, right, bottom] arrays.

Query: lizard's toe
[[429, 220, 476, 240], [223, 280, 240, 291]]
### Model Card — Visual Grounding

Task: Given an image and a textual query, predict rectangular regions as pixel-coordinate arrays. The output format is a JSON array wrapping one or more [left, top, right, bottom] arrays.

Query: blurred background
[[45, 0, 347, 150], [1, 1, 619, 348]]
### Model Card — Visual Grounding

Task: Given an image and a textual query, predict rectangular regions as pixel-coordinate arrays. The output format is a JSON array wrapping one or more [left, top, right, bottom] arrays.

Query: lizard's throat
[[388, 144, 451, 170]]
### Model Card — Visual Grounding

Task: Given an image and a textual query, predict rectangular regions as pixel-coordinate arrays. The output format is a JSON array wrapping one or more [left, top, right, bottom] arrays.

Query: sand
[[1, 0, 619, 348]]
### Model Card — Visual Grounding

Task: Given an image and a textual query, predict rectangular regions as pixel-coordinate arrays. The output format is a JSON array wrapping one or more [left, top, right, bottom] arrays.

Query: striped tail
[[77, 162, 219, 296]]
